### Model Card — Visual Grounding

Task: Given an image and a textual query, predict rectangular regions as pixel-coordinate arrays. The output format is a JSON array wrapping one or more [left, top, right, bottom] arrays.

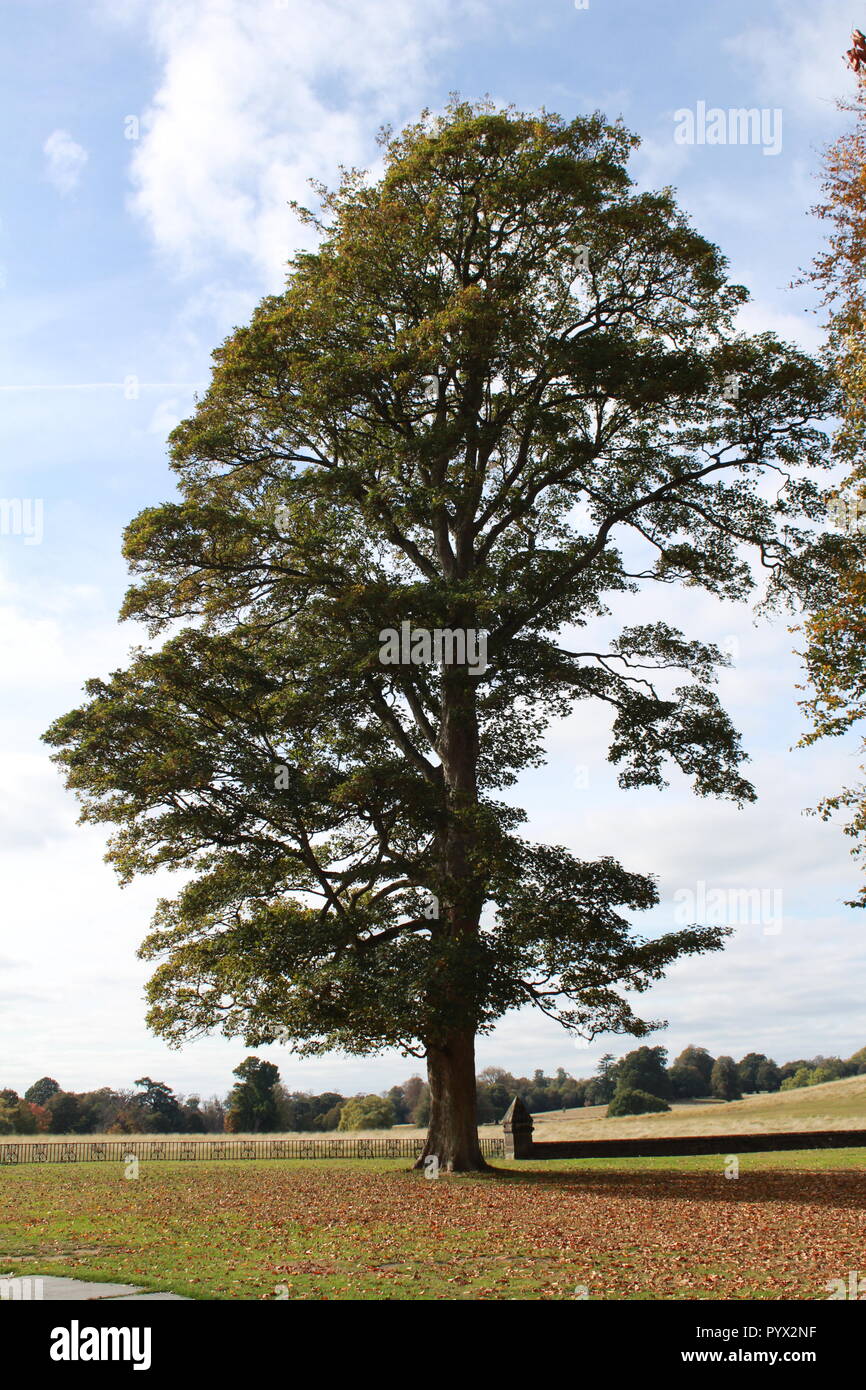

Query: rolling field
[[1, 1150, 865, 1301], [524, 1073, 866, 1141]]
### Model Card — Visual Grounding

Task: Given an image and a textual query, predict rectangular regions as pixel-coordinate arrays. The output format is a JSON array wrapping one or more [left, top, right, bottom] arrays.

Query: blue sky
[[1, 0, 864, 1104]]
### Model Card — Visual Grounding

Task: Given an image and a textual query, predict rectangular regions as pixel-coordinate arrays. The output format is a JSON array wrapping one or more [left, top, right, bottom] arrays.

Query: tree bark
[[414, 1027, 490, 1172]]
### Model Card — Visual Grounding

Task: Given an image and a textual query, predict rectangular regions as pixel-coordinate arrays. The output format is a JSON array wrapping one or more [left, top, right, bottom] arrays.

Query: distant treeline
[[3, 1043, 865, 1136], [570, 1043, 866, 1118]]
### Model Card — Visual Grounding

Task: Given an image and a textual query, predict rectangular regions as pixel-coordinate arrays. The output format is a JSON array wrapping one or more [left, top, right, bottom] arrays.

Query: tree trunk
[[414, 1027, 490, 1172], [416, 634, 488, 1173]]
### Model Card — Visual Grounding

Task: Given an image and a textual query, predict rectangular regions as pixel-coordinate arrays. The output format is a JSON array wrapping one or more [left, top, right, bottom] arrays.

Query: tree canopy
[[45, 100, 836, 1167], [226, 1057, 281, 1133]]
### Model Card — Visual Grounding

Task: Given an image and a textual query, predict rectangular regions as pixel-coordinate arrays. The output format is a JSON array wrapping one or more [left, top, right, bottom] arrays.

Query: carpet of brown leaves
[[3, 1162, 865, 1299]]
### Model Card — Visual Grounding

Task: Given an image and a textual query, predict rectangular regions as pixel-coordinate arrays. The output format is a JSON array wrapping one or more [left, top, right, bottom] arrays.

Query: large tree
[[45, 102, 835, 1170]]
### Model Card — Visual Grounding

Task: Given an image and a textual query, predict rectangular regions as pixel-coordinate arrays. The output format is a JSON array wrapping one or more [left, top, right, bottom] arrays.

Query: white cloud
[[735, 299, 824, 353], [43, 129, 88, 195], [106, 0, 472, 282], [630, 128, 693, 191], [147, 398, 182, 437]]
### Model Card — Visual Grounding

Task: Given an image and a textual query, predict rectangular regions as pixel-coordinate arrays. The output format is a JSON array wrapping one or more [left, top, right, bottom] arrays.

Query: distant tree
[[596, 1053, 617, 1084], [47, 1092, 84, 1134], [338, 1095, 395, 1130], [0, 1096, 42, 1135], [809, 1065, 841, 1086], [283, 1096, 314, 1130], [668, 1062, 707, 1099], [607, 1088, 670, 1117], [476, 1067, 514, 1086], [107, 1107, 146, 1134], [225, 1057, 280, 1133], [272, 1084, 294, 1130], [401, 1076, 427, 1116], [0, 1099, 38, 1134], [528, 1085, 550, 1112], [672, 1046, 715, 1090], [475, 1087, 498, 1125], [133, 1077, 186, 1132], [311, 1093, 345, 1123], [180, 1095, 207, 1133], [77, 1088, 130, 1133], [616, 1046, 672, 1100], [587, 1053, 619, 1105], [387, 1085, 409, 1123], [199, 1096, 227, 1132], [26, 1103, 51, 1133], [583, 1077, 612, 1107], [710, 1055, 742, 1101], [410, 1086, 431, 1127], [493, 1082, 514, 1115], [755, 1059, 781, 1092], [315, 1103, 344, 1131], [779, 1059, 810, 1081], [479, 1079, 511, 1121], [780, 1066, 814, 1091], [24, 1077, 60, 1107], [736, 1052, 768, 1094], [560, 1080, 586, 1109]]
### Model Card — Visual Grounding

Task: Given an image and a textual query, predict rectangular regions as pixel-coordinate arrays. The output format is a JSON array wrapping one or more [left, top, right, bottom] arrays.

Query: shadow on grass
[[436, 1160, 866, 1210]]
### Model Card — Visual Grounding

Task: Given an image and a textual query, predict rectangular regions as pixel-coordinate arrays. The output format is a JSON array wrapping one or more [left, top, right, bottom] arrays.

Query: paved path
[[1, 1274, 188, 1301]]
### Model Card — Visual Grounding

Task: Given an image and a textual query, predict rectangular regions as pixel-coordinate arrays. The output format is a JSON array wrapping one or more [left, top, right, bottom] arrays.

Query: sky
[[1, 0, 865, 1104]]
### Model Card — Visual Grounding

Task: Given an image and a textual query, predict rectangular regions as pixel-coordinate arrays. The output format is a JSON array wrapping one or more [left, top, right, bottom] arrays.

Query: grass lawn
[[2, 1150, 865, 1300]]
